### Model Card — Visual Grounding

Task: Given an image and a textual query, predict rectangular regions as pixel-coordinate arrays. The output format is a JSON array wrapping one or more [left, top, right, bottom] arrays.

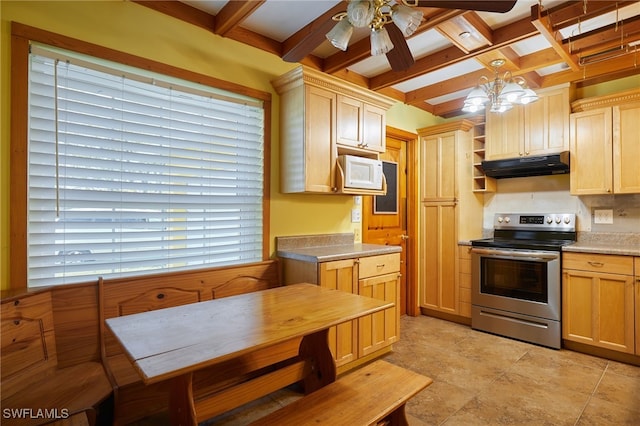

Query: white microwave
[[337, 155, 384, 190]]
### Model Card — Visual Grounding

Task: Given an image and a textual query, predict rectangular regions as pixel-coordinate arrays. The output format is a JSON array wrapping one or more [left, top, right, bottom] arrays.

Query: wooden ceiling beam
[[369, 16, 537, 90], [405, 47, 562, 107], [541, 1, 637, 30], [214, 0, 265, 36], [280, 2, 347, 63], [565, 15, 640, 57], [531, 4, 580, 72]]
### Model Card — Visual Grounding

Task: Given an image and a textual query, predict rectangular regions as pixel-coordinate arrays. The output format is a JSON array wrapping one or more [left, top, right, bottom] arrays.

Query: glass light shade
[[465, 86, 489, 106], [490, 100, 513, 113], [498, 81, 525, 103], [326, 19, 354, 51], [519, 88, 539, 104], [347, 0, 375, 28], [391, 4, 423, 37], [370, 27, 394, 56], [462, 101, 485, 113]]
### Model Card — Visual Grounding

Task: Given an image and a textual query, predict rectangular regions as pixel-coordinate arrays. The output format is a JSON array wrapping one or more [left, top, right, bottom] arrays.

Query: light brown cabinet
[[336, 95, 386, 153], [417, 121, 483, 317], [562, 252, 635, 354], [486, 85, 570, 160], [570, 92, 640, 195], [458, 244, 472, 318], [636, 257, 640, 356], [272, 66, 395, 194], [281, 252, 400, 372]]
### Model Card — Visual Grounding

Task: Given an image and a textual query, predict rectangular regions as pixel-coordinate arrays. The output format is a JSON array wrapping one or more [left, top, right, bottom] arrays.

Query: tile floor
[[136, 315, 640, 425]]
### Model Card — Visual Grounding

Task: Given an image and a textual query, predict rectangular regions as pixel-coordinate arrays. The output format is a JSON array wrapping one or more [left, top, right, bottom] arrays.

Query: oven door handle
[[470, 247, 559, 261]]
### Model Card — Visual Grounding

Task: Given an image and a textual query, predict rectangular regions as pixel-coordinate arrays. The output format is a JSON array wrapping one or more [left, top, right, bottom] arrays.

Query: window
[[25, 44, 267, 287]]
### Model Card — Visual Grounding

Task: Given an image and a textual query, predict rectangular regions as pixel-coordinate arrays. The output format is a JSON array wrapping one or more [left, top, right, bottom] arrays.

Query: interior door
[[363, 132, 411, 314]]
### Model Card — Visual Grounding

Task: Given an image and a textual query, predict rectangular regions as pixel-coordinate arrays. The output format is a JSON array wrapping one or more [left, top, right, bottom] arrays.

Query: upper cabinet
[[570, 88, 640, 195], [486, 85, 570, 160], [272, 66, 395, 194]]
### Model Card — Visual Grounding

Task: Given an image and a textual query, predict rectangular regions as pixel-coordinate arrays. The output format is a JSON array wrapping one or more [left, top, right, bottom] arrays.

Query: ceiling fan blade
[[415, 1, 517, 13], [386, 24, 415, 72]]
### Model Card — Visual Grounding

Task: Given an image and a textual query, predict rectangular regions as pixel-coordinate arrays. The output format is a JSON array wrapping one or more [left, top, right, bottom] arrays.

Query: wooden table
[[105, 283, 393, 425]]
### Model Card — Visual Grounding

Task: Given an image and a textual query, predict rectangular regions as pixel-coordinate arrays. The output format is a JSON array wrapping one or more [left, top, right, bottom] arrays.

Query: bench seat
[[250, 360, 432, 426], [1, 291, 112, 426]]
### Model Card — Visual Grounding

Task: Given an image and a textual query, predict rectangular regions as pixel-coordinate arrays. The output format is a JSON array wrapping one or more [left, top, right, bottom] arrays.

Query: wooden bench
[[1, 291, 112, 426], [99, 260, 281, 425], [250, 360, 432, 426]]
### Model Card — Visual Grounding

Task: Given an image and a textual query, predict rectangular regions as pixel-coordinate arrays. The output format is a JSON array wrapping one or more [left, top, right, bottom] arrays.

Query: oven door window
[[480, 257, 548, 303]]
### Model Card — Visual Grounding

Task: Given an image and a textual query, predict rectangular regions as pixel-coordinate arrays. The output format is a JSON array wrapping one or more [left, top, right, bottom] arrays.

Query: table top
[[105, 283, 392, 384]]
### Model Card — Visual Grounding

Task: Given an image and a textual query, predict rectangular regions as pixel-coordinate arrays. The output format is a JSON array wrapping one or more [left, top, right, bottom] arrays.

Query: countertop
[[277, 243, 401, 263]]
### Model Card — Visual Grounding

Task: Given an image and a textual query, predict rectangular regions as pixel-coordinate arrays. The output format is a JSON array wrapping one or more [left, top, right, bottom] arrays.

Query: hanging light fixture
[[326, 0, 423, 56], [462, 59, 539, 114]]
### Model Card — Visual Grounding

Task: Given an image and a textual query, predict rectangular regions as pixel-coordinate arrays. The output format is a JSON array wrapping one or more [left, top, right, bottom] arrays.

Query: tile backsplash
[[483, 174, 640, 233]]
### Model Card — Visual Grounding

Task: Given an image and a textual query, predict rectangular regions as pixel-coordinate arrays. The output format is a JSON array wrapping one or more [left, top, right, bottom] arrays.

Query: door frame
[[385, 126, 419, 316]]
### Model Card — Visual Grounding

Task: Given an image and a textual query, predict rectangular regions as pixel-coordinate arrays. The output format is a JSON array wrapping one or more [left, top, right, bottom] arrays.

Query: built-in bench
[[1, 290, 112, 426], [250, 359, 433, 426], [98, 260, 281, 425]]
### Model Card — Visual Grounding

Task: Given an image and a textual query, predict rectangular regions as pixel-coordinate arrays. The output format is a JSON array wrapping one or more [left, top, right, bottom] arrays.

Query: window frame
[[10, 22, 272, 289]]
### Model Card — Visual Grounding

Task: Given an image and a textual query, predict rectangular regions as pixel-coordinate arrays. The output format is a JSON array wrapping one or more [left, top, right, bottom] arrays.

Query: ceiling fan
[[285, 0, 517, 72]]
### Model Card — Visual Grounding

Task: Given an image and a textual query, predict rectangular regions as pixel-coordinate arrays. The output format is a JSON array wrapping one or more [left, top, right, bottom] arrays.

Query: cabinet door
[[570, 108, 613, 195], [336, 95, 363, 149], [563, 269, 635, 354], [319, 259, 358, 366], [358, 272, 400, 357], [362, 103, 386, 152], [485, 106, 524, 159], [420, 132, 456, 200], [635, 257, 640, 355], [525, 87, 569, 156], [420, 202, 458, 314], [301, 85, 336, 193], [613, 102, 640, 194]]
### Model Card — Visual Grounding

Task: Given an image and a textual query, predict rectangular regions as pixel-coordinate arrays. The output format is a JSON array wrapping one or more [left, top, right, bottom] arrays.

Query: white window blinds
[[28, 45, 265, 287]]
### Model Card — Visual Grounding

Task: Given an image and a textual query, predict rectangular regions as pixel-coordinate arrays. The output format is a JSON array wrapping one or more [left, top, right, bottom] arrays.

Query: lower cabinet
[[283, 252, 401, 371], [458, 244, 472, 318], [562, 252, 635, 354], [636, 257, 640, 355]]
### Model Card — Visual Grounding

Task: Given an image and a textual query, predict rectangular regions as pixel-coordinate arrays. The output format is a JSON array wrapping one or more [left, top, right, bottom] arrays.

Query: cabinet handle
[[376, 264, 385, 268], [588, 261, 605, 267]]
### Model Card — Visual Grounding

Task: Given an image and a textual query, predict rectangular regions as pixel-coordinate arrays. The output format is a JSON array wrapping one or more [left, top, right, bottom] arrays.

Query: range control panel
[[494, 213, 576, 231]]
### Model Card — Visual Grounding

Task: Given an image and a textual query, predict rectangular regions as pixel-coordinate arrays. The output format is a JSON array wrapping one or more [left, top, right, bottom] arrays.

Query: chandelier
[[326, 0, 423, 56], [462, 59, 539, 114]]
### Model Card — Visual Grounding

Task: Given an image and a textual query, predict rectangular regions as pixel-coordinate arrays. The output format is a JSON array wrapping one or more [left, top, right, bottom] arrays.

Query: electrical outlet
[[594, 209, 614, 224], [354, 227, 361, 243]]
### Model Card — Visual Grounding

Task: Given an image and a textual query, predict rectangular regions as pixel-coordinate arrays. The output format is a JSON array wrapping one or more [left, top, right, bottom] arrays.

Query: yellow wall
[[0, 1, 436, 289]]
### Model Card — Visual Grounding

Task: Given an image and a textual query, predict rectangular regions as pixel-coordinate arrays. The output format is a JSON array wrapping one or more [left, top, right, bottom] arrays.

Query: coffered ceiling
[[136, 1, 640, 118]]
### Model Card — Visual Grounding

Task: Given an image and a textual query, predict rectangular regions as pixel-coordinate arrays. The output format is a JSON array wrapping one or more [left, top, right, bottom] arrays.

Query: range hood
[[481, 151, 570, 179]]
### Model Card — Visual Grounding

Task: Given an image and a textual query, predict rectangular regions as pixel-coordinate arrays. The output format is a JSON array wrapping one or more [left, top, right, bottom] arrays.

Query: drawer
[[358, 253, 400, 279], [563, 252, 633, 275]]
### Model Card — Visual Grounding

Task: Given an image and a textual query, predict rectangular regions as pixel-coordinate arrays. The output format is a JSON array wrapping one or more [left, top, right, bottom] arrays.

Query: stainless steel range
[[470, 213, 576, 349]]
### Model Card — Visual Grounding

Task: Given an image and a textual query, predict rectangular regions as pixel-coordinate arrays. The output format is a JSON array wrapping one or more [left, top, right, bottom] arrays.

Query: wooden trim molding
[[571, 87, 640, 112]]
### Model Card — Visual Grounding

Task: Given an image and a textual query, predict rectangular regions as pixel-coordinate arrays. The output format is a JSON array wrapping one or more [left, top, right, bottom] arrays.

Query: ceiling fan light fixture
[[391, 4, 423, 37], [326, 19, 354, 51], [370, 26, 394, 56], [347, 0, 375, 28]]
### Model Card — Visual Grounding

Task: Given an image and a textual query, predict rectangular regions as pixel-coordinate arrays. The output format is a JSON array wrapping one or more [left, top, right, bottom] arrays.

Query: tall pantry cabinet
[[417, 120, 484, 319]]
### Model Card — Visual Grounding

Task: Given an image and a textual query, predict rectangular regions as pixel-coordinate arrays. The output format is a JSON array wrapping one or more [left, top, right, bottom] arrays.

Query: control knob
[[504, 216, 511, 223], [564, 216, 571, 224], [555, 216, 561, 224], [546, 216, 553, 224]]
